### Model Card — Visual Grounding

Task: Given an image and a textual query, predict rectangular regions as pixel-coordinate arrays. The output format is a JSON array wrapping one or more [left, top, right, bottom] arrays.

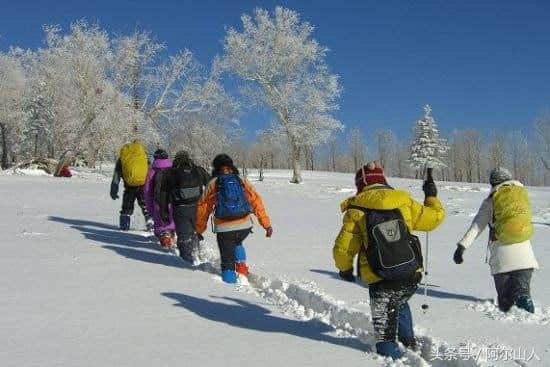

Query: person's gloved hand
[[453, 244, 465, 264], [266, 226, 273, 238], [338, 269, 356, 282], [110, 183, 119, 200], [422, 180, 437, 198]]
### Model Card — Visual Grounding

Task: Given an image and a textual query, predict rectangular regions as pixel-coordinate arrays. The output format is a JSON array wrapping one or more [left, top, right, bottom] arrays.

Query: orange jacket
[[196, 177, 271, 234]]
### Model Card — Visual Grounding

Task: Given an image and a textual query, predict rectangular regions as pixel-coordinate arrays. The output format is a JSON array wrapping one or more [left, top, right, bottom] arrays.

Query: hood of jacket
[[152, 158, 173, 170], [340, 184, 411, 212]]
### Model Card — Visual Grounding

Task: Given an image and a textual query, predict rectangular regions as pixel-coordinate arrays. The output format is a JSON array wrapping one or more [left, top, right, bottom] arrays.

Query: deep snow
[[1, 168, 549, 367]]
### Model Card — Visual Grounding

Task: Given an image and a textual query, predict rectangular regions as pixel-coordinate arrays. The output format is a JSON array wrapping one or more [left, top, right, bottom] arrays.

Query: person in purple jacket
[[143, 149, 176, 248]]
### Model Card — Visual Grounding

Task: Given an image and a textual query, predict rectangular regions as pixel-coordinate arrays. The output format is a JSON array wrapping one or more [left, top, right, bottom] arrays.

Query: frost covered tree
[[38, 21, 118, 174], [408, 104, 448, 176], [377, 129, 398, 175], [349, 127, 366, 172], [114, 31, 238, 141], [170, 117, 233, 168], [535, 113, 550, 171], [0, 50, 27, 169], [222, 7, 343, 183], [487, 130, 507, 171]]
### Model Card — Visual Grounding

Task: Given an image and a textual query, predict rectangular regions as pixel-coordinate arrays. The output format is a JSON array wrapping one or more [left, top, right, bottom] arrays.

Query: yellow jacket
[[333, 184, 445, 284]]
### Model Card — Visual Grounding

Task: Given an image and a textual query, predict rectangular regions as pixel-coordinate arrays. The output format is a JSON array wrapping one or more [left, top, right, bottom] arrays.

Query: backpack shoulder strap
[[347, 204, 368, 213]]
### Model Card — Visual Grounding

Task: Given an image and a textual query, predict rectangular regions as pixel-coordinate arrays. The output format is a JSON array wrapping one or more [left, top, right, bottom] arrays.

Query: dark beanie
[[173, 150, 192, 167], [212, 154, 238, 177], [153, 149, 169, 160], [355, 161, 388, 193], [212, 154, 234, 170]]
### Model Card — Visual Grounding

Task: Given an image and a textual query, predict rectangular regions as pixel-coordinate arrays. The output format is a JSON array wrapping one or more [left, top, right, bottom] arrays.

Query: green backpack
[[492, 185, 533, 244]]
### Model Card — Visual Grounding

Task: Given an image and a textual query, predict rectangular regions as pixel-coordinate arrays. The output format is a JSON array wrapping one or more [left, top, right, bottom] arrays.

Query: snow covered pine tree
[[408, 104, 448, 177]]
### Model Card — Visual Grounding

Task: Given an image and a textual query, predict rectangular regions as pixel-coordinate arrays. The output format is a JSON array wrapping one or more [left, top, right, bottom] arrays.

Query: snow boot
[[234, 244, 248, 276], [398, 303, 417, 350], [221, 270, 237, 284], [376, 341, 402, 360], [145, 216, 154, 231], [235, 244, 247, 262], [119, 214, 131, 231], [177, 237, 196, 263], [159, 232, 174, 249], [515, 295, 535, 313], [235, 262, 249, 276]]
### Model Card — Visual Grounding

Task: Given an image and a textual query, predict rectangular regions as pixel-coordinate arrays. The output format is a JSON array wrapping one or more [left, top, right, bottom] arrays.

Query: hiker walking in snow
[[159, 150, 210, 262], [196, 154, 273, 283], [333, 161, 445, 360], [453, 167, 538, 313], [143, 149, 176, 248], [110, 141, 152, 231]]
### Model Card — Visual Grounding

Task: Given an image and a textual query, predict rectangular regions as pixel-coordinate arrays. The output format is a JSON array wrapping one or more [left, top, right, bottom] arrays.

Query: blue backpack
[[214, 174, 252, 219]]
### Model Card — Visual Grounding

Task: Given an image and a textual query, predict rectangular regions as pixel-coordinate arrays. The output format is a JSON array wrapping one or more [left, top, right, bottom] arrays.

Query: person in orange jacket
[[196, 154, 273, 283]]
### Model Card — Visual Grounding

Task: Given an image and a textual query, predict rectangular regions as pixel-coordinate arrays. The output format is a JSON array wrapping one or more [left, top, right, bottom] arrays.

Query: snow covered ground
[[1, 168, 549, 366]]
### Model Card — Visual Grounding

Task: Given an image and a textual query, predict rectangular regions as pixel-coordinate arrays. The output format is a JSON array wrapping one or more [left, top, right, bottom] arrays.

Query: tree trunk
[[48, 142, 55, 159], [0, 123, 9, 169], [259, 156, 265, 182], [33, 134, 39, 158], [290, 141, 302, 184]]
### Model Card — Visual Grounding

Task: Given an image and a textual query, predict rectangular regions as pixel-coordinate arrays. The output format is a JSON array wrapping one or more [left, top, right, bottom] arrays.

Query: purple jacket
[[143, 158, 176, 236]]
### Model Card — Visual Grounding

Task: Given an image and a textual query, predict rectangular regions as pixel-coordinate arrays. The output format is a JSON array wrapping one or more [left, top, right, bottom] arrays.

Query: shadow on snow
[[47, 215, 193, 269], [48, 215, 372, 353], [310, 268, 486, 303], [162, 292, 370, 353]]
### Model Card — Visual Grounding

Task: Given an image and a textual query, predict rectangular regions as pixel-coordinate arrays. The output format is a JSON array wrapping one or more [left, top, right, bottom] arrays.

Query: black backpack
[[170, 165, 203, 205], [350, 206, 422, 281]]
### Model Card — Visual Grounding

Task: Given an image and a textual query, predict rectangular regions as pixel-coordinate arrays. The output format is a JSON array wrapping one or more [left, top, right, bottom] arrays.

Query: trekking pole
[[421, 167, 433, 312]]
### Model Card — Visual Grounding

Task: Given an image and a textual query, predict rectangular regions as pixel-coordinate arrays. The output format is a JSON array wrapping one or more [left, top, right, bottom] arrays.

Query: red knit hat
[[355, 161, 387, 193]]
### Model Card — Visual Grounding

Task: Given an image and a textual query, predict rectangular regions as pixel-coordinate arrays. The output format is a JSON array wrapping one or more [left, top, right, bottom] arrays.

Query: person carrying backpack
[[159, 150, 210, 262], [143, 149, 176, 247], [110, 141, 152, 231], [333, 161, 445, 360], [453, 167, 538, 313], [196, 154, 273, 284]]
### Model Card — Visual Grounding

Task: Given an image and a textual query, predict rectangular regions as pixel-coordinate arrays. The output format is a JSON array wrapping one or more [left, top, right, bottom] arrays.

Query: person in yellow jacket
[[333, 161, 445, 360]]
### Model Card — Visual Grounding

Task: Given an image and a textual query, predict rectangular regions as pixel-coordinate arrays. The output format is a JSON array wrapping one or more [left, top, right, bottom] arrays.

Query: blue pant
[[369, 282, 417, 358]]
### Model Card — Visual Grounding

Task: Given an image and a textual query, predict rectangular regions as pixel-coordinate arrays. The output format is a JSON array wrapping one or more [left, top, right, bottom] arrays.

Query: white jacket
[[458, 180, 539, 275]]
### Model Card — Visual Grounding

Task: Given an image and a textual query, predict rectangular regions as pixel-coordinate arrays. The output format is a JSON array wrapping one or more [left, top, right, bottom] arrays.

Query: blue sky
[[2, 0, 550, 141]]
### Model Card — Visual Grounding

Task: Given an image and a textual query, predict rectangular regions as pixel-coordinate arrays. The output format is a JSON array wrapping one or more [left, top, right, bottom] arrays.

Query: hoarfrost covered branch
[[222, 7, 343, 183]]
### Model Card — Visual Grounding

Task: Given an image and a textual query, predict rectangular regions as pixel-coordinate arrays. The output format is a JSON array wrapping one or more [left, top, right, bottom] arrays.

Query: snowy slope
[[1, 168, 549, 367]]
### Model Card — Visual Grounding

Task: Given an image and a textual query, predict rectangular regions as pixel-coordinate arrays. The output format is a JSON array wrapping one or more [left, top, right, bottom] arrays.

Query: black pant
[[174, 204, 199, 261], [121, 185, 149, 218], [216, 229, 251, 272], [369, 281, 418, 343], [493, 269, 533, 312]]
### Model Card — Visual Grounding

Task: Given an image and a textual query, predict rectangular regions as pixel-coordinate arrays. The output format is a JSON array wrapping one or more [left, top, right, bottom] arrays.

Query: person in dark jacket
[[110, 142, 152, 231], [160, 151, 210, 262]]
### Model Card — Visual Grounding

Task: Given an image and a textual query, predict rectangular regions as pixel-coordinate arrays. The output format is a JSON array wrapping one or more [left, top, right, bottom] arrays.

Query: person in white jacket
[[453, 167, 538, 313]]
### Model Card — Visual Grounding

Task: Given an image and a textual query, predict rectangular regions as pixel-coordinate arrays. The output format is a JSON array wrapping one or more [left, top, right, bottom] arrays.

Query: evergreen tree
[[408, 104, 448, 170]]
